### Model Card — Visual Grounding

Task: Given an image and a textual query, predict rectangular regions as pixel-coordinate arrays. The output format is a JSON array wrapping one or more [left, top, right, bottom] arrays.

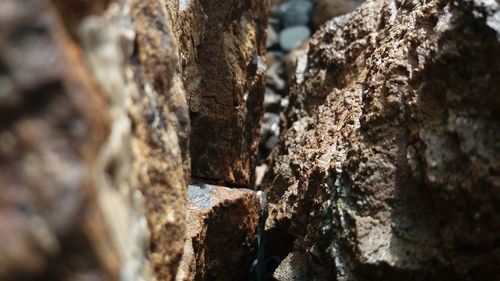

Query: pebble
[[279, 26, 311, 52], [279, 0, 313, 28], [264, 88, 282, 113], [266, 63, 286, 92], [266, 24, 279, 48]]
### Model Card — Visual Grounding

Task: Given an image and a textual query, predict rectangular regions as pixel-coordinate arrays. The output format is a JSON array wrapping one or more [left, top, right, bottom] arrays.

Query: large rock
[[0, 0, 149, 280], [171, 0, 268, 187], [177, 184, 260, 281], [263, 0, 500, 280], [0, 0, 191, 280]]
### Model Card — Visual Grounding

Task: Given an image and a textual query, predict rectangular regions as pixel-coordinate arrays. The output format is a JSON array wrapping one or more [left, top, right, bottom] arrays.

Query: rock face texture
[[171, 0, 268, 187], [0, 0, 190, 280], [263, 0, 500, 280], [177, 184, 260, 281], [0, 0, 267, 280], [0, 1, 122, 280]]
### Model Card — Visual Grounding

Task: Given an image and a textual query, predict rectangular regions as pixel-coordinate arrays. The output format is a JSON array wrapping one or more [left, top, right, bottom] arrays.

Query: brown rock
[[273, 251, 311, 281], [0, 0, 191, 280], [172, 0, 268, 187], [0, 0, 117, 279], [177, 184, 260, 281], [263, 0, 500, 280], [312, 0, 361, 28], [129, 1, 190, 279]]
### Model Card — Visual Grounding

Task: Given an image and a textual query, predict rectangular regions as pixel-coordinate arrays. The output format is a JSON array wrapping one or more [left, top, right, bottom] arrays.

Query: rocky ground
[[0, 0, 498, 281]]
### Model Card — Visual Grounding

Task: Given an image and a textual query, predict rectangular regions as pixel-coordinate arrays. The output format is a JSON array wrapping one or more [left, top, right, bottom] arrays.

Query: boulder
[[172, 0, 268, 187], [177, 184, 260, 281], [263, 0, 500, 280]]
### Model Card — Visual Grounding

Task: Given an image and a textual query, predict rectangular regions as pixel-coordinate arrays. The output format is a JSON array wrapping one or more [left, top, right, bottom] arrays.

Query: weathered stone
[[312, 0, 360, 28], [264, 88, 282, 113], [279, 26, 311, 52], [172, 0, 268, 187], [273, 251, 311, 281], [279, 0, 314, 28], [263, 0, 500, 280], [267, 24, 279, 48], [0, 0, 192, 280], [267, 62, 287, 92], [0, 0, 141, 280], [283, 39, 309, 84], [129, 1, 190, 279], [177, 184, 260, 281]]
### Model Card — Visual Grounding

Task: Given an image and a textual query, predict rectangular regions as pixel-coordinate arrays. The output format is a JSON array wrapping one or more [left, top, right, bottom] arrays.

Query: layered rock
[[263, 0, 500, 280], [171, 0, 268, 187], [177, 184, 260, 281]]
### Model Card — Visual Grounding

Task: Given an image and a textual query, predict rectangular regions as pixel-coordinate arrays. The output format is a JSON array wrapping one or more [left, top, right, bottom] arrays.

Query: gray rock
[[279, 26, 311, 52], [279, 0, 313, 28], [266, 62, 286, 92], [273, 252, 311, 281], [260, 112, 281, 137], [265, 134, 280, 150]]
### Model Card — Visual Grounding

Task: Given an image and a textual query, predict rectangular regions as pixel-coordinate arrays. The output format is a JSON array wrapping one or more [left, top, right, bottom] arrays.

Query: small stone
[[279, 0, 313, 28], [261, 112, 281, 137], [266, 62, 286, 92], [273, 251, 311, 281], [265, 134, 280, 150], [279, 26, 311, 52], [283, 39, 309, 84], [266, 24, 279, 48], [177, 184, 260, 281]]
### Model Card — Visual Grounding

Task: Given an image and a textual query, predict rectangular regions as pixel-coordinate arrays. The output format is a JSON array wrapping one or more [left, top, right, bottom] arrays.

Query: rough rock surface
[[171, 0, 268, 187], [0, 0, 191, 280], [0, 0, 148, 280], [177, 184, 259, 281], [263, 0, 500, 280]]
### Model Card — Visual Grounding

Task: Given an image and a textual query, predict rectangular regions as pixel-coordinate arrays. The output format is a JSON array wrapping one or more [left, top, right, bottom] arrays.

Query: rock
[[173, 0, 268, 187], [283, 39, 309, 84], [261, 113, 281, 138], [0, 0, 201, 280], [267, 62, 287, 92], [264, 88, 282, 113], [255, 164, 269, 187], [267, 24, 279, 48], [279, 0, 314, 28], [312, 0, 359, 28], [177, 184, 260, 281], [263, 0, 500, 280], [279, 26, 311, 52], [129, 1, 190, 279], [273, 252, 311, 281], [0, 0, 152, 280]]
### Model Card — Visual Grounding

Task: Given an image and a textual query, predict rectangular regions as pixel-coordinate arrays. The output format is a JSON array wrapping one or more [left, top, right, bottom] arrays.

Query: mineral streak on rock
[[171, 0, 269, 187], [263, 0, 500, 280], [177, 184, 260, 281]]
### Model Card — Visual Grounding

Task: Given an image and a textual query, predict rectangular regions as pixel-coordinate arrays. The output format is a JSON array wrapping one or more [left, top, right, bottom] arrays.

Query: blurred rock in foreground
[[176, 184, 259, 281]]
